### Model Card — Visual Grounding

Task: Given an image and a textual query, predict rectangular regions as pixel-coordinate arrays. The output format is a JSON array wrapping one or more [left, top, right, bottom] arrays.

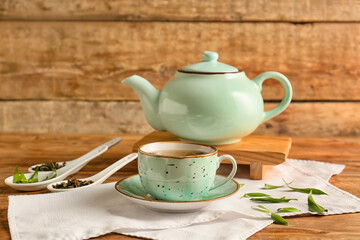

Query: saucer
[[114, 174, 240, 212]]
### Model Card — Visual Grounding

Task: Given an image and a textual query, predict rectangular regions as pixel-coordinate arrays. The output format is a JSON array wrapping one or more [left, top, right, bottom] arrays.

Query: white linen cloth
[[8, 159, 360, 240]]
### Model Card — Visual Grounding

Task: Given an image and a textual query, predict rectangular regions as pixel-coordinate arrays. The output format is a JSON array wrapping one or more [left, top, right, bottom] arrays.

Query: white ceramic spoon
[[28, 137, 122, 173], [4, 137, 122, 191], [47, 153, 138, 192]]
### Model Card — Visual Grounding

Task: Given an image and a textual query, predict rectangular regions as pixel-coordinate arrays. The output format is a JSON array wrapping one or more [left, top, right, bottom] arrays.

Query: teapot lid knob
[[180, 51, 239, 73], [202, 51, 218, 62]]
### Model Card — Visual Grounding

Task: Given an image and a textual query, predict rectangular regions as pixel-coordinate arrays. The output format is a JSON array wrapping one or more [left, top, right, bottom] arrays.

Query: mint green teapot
[[123, 51, 292, 145]]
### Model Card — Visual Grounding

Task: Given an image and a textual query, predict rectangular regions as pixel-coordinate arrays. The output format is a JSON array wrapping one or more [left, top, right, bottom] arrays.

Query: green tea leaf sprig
[[43, 169, 57, 181], [250, 196, 297, 203], [12, 166, 57, 184], [262, 183, 284, 190], [27, 167, 39, 183], [13, 167, 31, 184], [13, 166, 20, 183], [271, 212, 288, 225], [277, 207, 301, 213], [252, 205, 288, 225], [252, 205, 269, 213], [240, 192, 270, 199], [20, 171, 28, 183], [262, 181, 293, 190], [283, 179, 327, 195], [308, 190, 328, 213]]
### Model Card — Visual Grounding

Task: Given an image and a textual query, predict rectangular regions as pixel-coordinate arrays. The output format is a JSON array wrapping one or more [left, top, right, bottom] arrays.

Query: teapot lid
[[180, 51, 239, 73]]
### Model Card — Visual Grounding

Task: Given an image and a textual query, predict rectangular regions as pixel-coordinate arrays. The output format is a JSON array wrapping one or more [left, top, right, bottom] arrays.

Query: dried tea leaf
[[52, 179, 94, 189], [33, 162, 66, 171]]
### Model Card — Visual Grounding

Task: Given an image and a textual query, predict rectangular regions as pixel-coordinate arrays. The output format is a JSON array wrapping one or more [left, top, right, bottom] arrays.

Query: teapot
[[122, 51, 292, 145]]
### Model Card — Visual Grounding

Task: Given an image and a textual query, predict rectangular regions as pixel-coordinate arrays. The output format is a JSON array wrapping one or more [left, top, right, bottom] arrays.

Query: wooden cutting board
[[132, 131, 292, 180]]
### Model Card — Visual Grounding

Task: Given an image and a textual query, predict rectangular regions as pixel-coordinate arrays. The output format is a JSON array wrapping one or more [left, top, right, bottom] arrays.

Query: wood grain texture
[[0, 133, 360, 240], [0, 0, 360, 22], [132, 130, 291, 165], [249, 162, 263, 180], [132, 131, 291, 179], [0, 101, 153, 134], [0, 21, 359, 101], [0, 101, 359, 136]]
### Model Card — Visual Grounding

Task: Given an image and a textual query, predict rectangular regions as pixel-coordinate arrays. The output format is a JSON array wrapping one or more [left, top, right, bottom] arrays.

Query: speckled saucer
[[114, 175, 240, 212]]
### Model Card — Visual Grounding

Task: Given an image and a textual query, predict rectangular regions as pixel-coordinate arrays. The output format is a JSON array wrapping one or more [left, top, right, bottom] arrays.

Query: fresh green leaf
[[13, 166, 54, 184], [28, 167, 39, 183], [48, 169, 57, 180], [50, 169, 57, 179], [262, 183, 284, 190], [252, 205, 270, 213], [283, 179, 327, 195], [277, 207, 301, 213], [271, 212, 288, 225], [288, 186, 327, 195], [239, 184, 245, 188], [308, 190, 328, 213], [13, 166, 20, 183], [19, 171, 28, 183], [42, 169, 57, 181], [250, 196, 297, 203], [252, 205, 289, 226], [240, 193, 270, 199]]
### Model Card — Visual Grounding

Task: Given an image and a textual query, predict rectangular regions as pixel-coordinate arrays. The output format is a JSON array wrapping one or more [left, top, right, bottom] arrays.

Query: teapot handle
[[252, 71, 292, 123]]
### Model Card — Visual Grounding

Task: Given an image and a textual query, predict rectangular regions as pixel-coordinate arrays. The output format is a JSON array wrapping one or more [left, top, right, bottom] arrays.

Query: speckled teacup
[[138, 142, 237, 201]]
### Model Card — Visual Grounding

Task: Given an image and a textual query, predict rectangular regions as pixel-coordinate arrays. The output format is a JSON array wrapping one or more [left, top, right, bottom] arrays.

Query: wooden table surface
[[1, 133, 360, 239]]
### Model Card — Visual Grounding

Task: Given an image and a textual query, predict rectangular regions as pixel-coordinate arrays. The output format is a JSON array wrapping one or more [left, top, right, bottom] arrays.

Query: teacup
[[138, 142, 237, 201]]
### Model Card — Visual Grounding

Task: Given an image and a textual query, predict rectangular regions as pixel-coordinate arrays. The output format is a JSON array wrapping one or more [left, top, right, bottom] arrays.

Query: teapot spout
[[122, 75, 166, 131]]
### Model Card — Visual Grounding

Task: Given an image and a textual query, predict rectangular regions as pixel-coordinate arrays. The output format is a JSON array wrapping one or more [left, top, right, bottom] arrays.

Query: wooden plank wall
[[0, 0, 359, 136]]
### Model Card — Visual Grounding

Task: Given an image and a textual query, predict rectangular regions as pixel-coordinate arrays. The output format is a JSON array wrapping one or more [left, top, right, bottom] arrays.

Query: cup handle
[[210, 154, 237, 191], [252, 71, 293, 123]]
